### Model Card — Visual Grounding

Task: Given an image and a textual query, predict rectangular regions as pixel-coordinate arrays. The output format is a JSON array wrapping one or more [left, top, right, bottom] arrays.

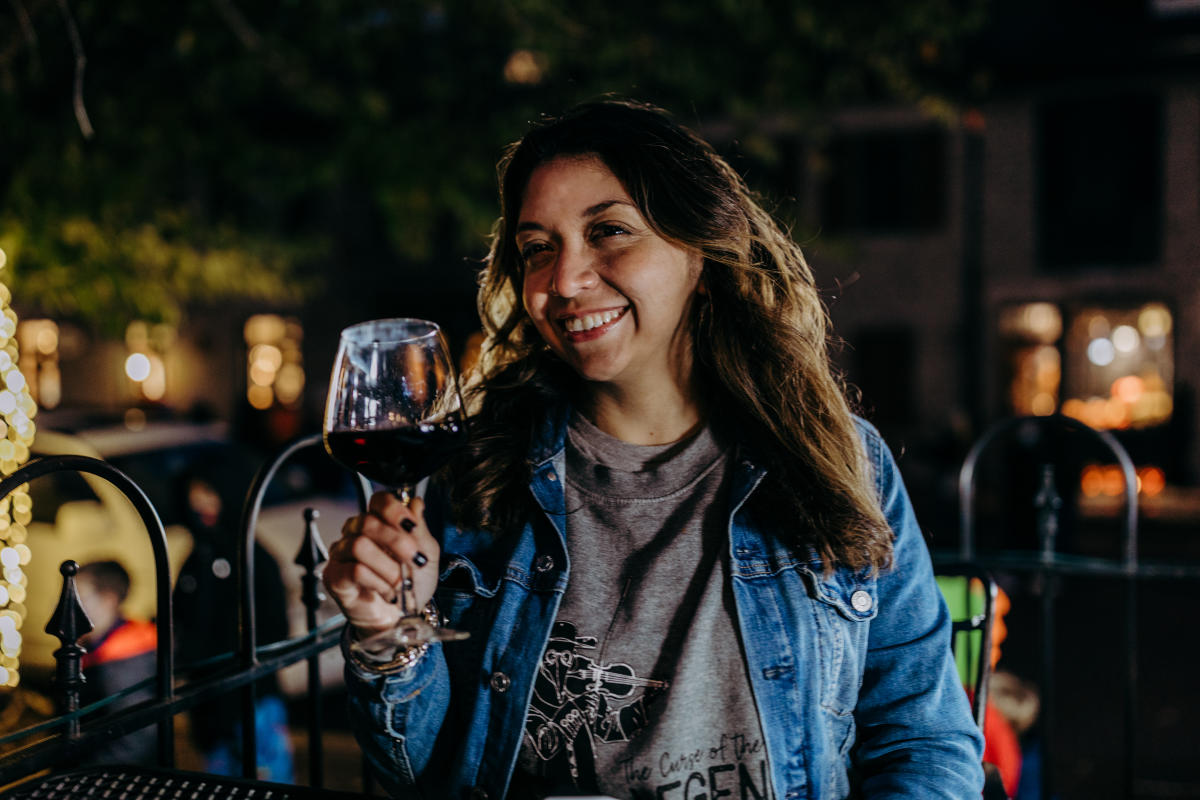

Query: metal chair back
[[935, 563, 997, 732]]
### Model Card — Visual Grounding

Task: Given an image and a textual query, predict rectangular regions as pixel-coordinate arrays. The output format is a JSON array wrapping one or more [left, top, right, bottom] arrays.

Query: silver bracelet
[[347, 600, 440, 674]]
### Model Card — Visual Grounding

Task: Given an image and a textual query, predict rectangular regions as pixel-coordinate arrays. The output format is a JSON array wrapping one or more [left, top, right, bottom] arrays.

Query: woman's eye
[[591, 223, 629, 241], [520, 241, 552, 262]]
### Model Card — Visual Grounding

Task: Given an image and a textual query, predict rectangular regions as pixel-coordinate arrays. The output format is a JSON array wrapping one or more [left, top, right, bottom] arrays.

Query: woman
[[325, 99, 984, 799]]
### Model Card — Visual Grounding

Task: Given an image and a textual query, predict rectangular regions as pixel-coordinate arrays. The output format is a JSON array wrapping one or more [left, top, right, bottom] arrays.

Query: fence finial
[[295, 507, 329, 588], [45, 560, 93, 733]]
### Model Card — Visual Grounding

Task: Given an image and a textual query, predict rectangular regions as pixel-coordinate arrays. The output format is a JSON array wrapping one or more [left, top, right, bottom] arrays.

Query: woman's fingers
[[332, 531, 404, 590], [367, 492, 429, 535], [359, 494, 439, 569], [358, 508, 436, 569], [367, 490, 406, 524], [323, 492, 441, 629], [401, 497, 438, 567], [324, 538, 402, 633]]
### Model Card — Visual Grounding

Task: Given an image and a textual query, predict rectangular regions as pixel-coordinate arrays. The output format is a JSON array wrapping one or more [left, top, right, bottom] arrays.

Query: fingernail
[[413, 551, 429, 567], [400, 518, 416, 532], [403, 578, 413, 591], [389, 593, 400, 605]]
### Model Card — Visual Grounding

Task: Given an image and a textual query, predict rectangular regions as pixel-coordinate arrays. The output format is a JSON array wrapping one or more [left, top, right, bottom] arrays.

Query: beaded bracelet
[[346, 599, 440, 674]]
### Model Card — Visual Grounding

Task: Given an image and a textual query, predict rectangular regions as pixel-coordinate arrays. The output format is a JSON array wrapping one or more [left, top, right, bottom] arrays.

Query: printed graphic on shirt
[[619, 732, 776, 799], [522, 620, 669, 790]]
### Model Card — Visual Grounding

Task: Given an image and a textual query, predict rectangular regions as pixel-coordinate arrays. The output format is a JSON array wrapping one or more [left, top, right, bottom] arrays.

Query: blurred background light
[[1087, 338, 1115, 366], [125, 352, 152, 382]]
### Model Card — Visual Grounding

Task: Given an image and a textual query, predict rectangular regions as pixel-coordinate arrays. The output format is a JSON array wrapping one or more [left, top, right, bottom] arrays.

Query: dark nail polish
[[389, 593, 400, 604], [400, 518, 416, 532], [403, 578, 413, 591], [413, 551, 429, 567]]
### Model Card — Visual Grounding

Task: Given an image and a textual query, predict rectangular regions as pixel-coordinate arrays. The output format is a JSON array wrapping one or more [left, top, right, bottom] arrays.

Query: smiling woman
[[325, 99, 985, 800]]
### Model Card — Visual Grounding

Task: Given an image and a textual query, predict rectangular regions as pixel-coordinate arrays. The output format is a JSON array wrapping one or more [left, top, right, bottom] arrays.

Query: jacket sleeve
[[343, 631, 451, 796], [853, 424, 986, 798], [341, 478, 456, 796]]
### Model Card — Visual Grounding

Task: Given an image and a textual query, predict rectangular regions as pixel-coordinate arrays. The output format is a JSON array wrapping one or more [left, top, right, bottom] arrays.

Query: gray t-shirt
[[512, 412, 774, 799]]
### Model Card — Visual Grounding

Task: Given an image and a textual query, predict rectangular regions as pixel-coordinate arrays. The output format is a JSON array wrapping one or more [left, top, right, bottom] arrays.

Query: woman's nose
[[550, 246, 599, 297]]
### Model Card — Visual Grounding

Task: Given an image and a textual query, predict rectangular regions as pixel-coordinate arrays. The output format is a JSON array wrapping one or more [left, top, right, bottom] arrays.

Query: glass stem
[[393, 484, 416, 617]]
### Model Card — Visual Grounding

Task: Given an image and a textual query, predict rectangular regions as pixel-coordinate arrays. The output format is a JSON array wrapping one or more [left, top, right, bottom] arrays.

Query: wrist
[[345, 599, 440, 674]]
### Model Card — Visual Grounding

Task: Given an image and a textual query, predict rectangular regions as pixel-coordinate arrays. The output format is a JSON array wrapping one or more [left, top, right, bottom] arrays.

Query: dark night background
[[4, 1, 1200, 797]]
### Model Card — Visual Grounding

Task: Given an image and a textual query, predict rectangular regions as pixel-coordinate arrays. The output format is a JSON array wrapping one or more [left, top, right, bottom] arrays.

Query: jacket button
[[851, 590, 873, 612], [546, 470, 558, 482], [489, 671, 511, 693], [535, 554, 555, 573]]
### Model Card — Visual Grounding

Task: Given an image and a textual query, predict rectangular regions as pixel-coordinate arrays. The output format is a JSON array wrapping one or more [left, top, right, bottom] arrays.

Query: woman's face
[[517, 156, 704, 396]]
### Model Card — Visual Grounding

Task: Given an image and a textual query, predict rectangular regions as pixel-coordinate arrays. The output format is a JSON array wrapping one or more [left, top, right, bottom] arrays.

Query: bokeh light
[[1087, 338, 1115, 367], [1111, 325, 1139, 353], [124, 352, 152, 382]]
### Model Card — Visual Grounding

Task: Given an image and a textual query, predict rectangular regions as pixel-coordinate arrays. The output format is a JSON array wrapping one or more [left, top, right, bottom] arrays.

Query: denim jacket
[[344, 407, 985, 799]]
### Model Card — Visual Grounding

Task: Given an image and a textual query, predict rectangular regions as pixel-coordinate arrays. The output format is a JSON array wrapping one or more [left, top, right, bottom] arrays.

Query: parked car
[[21, 413, 359, 690]]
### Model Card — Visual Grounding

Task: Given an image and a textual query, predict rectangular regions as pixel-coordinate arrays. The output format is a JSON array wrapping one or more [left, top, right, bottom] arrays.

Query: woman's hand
[[324, 491, 440, 638]]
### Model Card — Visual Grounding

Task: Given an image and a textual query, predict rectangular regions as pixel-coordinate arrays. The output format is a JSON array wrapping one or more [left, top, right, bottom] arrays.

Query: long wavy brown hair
[[450, 99, 893, 572]]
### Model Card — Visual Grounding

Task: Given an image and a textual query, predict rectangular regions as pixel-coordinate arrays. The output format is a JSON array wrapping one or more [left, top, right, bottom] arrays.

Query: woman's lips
[[560, 306, 629, 341]]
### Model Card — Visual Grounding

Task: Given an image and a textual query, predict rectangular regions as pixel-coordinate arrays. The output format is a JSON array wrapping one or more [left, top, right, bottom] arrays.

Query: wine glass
[[323, 318, 469, 649]]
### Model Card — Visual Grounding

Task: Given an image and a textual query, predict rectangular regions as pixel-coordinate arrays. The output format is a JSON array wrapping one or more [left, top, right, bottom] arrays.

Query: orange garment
[[983, 697, 1021, 798], [990, 587, 1010, 668], [82, 619, 157, 669]]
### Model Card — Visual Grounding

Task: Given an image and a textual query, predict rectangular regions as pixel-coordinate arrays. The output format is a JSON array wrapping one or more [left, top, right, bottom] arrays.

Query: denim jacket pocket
[[806, 570, 877, 717], [436, 555, 497, 663]]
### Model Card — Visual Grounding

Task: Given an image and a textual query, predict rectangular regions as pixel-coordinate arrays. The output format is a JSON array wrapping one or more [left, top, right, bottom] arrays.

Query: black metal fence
[[941, 414, 1200, 800], [0, 434, 369, 793]]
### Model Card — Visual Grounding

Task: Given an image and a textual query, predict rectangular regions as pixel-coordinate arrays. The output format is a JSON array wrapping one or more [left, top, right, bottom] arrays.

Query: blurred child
[[76, 560, 158, 765]]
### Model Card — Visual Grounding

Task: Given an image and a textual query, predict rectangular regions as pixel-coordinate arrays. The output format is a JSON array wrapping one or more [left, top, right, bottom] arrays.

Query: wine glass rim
[[340, 317, 443, 344]]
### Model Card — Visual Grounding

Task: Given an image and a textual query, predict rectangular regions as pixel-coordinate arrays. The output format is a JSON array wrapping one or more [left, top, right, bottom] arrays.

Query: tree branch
[[55, 0, 92, 139]]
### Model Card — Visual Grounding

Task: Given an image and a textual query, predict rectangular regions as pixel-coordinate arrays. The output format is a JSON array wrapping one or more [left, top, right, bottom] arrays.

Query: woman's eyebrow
[[582, 199, 632, 217]]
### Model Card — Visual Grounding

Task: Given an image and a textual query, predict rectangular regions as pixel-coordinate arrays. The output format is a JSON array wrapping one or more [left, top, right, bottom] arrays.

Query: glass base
[[352, 615, 470, 652]]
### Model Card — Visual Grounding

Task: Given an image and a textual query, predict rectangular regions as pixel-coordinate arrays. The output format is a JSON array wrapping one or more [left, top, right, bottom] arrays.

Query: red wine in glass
[[323, 414, 466, 489], [323, 318, 469, 650]]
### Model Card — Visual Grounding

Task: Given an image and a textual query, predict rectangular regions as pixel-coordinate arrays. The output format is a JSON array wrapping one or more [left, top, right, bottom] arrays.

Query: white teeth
[[564, 308, 624, 333]]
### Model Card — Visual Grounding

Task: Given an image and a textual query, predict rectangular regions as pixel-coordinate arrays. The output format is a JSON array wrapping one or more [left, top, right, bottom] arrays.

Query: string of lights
[[0, 247, 40, 689]]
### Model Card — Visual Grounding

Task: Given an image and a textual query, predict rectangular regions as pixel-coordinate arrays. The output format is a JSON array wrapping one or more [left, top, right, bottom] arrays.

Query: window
[[1061, 302, 1173, 430], [1037, 92, 1163, 269], [999, 300, 1173, 431], [998, 303, 1063, 418], [822, 127, 947, 234]]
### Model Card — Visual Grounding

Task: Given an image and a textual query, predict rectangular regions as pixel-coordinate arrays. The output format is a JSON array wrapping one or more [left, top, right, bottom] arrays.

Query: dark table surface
[[1, 766, 372, 800]]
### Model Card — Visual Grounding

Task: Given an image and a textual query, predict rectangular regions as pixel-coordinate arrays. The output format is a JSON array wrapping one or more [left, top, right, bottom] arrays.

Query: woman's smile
[[560, 306, 629, 338]]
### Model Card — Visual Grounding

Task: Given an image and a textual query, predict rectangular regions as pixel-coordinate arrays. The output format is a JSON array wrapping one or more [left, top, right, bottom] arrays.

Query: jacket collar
[[461, 400, 871, 602], [529, 402, 571, 467]]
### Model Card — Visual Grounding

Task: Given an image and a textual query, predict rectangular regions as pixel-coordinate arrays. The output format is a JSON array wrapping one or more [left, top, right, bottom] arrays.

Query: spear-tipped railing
[[0, 434, 369, 790]]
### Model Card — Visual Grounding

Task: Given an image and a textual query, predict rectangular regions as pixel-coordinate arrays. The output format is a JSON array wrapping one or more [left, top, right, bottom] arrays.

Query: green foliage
[[0, 0, 986, 334], [0, 211, 314, 337]]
